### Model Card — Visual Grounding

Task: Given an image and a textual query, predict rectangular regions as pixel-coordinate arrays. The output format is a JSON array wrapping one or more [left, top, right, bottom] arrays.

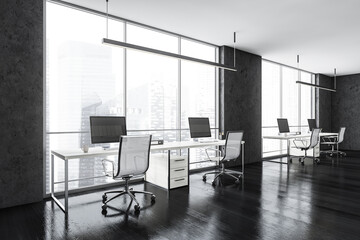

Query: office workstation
[[50, 116, 245, 213], [263, 118, 339, 163], [2, 0, 360, 239]]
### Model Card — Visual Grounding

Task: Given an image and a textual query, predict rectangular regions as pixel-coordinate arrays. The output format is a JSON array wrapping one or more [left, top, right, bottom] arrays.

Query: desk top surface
[[51, 140, 245, 160], [263, 132, 338, 140]]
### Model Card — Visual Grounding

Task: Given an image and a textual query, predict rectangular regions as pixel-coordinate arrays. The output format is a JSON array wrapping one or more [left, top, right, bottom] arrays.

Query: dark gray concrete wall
[[315, 74, 333, 132], [219, 46, 262, 165], [0, 0, 43, 208], [331, 73, 360, 150]]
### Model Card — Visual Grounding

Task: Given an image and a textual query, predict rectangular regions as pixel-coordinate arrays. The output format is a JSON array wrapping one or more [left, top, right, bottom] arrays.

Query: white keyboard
[[198, 139, 218, 143]]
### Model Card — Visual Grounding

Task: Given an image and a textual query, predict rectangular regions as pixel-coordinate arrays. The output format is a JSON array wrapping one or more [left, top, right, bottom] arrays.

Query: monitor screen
[[277, 118, 290, 133], [188, 117, 212, 138], [308, 119, 317, 131], [90, 116, 127, 144]]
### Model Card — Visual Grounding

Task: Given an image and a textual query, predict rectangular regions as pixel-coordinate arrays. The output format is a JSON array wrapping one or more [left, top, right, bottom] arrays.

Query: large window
[[46, 2, 218, 193], [262, 60, 315, 158]]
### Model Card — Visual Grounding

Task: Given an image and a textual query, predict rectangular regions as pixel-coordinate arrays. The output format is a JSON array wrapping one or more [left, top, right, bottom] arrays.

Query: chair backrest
[[223, 131, 244, 161], [338, 127, 346, 143], [309, 128, 321, 148], [115, 135, 152, 178]]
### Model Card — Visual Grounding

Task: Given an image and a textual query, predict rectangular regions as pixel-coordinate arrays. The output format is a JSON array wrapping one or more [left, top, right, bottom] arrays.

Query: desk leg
[[167, 150, 170, 190], [64, 160, 68, 213], [242, 143, 244, 176], [188, 148, 190, 187], [287, 139, 290, 164], [51, 154, 54, 197], [51, 154, 67, 213]]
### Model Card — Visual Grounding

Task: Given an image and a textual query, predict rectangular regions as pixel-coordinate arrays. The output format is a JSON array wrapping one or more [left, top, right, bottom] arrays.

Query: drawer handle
[[174, 178, 185, 182], [174, 169, 185, 172], [174, 159, 185, 162]]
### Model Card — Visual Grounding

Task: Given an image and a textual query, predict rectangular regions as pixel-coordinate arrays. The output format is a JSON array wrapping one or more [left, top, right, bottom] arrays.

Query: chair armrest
[[102, 159, 115, 178], [204, 148, 222, 162], [293, 139, 308, 148]]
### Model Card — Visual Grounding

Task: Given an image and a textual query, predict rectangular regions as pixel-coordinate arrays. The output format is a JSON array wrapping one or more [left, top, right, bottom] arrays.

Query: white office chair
[[321, 127, 346, 157], [293, 128, 321, 165], [101, 135, 155, 214], [202, 131, 244, 186]]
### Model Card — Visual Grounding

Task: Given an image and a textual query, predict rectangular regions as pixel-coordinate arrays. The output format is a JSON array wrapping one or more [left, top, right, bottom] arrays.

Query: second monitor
[[277, 118, 290, 133], [90, 116, 127, 145], [308, 119, 317, 131], [188, 117, 212, 140]]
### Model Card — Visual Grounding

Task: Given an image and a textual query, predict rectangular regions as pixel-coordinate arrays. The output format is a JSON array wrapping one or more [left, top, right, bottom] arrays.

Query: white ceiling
[[61, 0, 360, 76]]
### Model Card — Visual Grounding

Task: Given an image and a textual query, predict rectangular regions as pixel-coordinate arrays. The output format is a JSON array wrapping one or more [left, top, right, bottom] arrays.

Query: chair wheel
[[202, 175, 206, 182], [301, 161, 305, 165], [298, 158, 302, 162], [102, 194, 107, 203], [102, 204, 107, 210], [235, 179, 240, 184], [101, 209, 107, 216], [151, 195, 156, 203], [134, 205, 140, 213], [289, 159, 292, 163], [212, 181, 216, 186]]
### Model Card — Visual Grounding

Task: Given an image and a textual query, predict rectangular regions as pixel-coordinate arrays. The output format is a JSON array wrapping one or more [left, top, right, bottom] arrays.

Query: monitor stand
[[102, 144, 111, 150]]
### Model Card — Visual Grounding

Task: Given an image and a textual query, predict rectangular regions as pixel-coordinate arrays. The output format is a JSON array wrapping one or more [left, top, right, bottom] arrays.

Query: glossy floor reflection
[[1, 156, 360, 239]]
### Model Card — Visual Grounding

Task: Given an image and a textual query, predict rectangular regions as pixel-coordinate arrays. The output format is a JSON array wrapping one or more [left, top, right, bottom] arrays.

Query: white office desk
[[51, 140, 245, 213], [263, 132, 337, 162]]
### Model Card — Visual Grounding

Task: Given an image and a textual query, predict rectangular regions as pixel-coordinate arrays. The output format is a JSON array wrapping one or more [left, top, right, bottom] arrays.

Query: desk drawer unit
[[170, 177, 188, 189], [146, 154, 188, 190]]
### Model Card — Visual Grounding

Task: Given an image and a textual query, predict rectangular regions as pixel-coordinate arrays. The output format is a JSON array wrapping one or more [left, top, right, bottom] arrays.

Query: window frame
[[44, 1, 219, 196], [261, 59, 315, 158]]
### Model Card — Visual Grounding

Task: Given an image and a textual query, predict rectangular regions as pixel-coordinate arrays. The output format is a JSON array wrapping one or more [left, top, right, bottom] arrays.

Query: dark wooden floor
[[1, 156, 360, 240]]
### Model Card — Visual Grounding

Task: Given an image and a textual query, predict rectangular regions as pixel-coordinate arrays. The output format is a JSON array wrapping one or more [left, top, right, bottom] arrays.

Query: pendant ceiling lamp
[[295, 55, 337, 92], [102, 0, 237, 72]]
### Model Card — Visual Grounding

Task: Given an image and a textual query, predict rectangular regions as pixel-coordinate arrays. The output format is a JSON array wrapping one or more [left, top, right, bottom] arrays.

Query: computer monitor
[[90, 116, 127, 144], [277, 118, 290, 133], [308, 119, 317, 131], [188, 117, 211, 138]]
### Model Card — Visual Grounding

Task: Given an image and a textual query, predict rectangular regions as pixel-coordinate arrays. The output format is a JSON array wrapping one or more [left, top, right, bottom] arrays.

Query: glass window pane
[[262, 61, 280, 127], [282, 66, 299, 128], [127, 24, 178, 53], [180, 40, 216, 132], [301, 72, 313, 125], [46, 2, 125, 193], [181, 38, 216, 62], [126, 25, 178, 131]]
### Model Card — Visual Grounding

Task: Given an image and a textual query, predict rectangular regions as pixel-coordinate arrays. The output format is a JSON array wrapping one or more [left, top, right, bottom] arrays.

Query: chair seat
[[321, 142, 336, 145]]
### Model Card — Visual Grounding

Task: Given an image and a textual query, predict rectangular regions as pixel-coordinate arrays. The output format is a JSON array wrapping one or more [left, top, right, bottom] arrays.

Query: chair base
[[289, 148, 320, 165], [202, 163, 243, 186], [297, 156, 320, 165], [101, 178, 155, 214], [322, 150, 346, 157], [321, 144, 346, 157]]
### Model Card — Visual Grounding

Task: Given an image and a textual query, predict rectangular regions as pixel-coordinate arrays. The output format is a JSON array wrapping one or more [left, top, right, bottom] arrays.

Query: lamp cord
[[233, 32, 236, 68], [297, 54, 300, 81], [106, 0, 109, 38]]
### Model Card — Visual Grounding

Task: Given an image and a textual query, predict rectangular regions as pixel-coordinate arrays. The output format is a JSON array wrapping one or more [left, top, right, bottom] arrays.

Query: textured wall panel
[[0, 0, 43, 208], [219, 46, 262, 164], [331, 74, 360, 150], [315, 74, 333, 132]]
